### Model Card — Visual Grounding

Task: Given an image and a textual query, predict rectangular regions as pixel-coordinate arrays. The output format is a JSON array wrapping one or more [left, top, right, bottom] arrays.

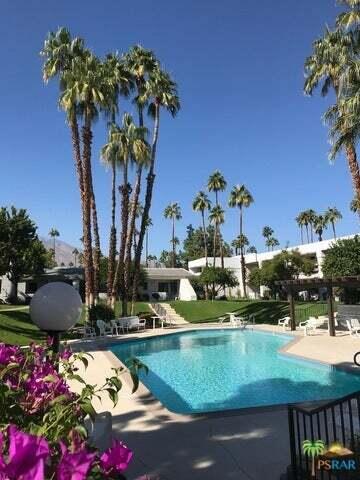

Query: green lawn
[[170, 300, 330, 324], [0, 302, 152, 346]]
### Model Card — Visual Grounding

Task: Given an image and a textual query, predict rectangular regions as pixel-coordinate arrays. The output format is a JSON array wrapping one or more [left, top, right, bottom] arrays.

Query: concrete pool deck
[[70, 324, 360, 480]]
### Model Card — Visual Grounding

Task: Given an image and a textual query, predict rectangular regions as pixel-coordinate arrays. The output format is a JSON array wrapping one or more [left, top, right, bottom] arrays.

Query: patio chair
[[96, 320, 112, 337], [278, 316, 291, 330], [110, 319, 125, 336], [218, 316, 228, 324], [346, 319, 360, 337], [299, 317, 324, 336], [82, 325, 96, 338], [125, 316, 146, 331]]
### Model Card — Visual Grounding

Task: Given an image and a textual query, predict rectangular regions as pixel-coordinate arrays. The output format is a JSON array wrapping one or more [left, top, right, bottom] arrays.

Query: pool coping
[[74, 326, 360, 418]]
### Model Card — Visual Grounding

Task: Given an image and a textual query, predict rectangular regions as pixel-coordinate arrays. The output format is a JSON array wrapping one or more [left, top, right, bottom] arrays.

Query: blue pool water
[[110, 329, 360, 413]]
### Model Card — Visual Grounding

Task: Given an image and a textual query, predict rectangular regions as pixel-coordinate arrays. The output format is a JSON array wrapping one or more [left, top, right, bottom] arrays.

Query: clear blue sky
[[0, 0, 358, 256]]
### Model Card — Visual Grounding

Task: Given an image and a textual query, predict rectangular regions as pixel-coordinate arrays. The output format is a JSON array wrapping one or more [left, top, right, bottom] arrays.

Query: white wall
[[179, 278, 197, 301]]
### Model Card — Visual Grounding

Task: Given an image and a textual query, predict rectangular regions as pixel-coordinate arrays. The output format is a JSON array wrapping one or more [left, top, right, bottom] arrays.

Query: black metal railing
[[288, 389, 360, 479]]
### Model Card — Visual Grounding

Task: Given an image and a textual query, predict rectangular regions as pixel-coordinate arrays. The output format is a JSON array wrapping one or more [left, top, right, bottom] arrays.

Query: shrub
[[0, 341, 148, 479]]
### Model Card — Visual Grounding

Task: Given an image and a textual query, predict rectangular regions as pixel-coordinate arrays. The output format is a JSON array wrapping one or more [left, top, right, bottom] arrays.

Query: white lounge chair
[[278, 316, 291, 330], [218, 316, 227, 324], [124, 316, 146, 331], [299, 317, 324, 336], [346, 319, 360, 337], [96, 320, 112, 337]]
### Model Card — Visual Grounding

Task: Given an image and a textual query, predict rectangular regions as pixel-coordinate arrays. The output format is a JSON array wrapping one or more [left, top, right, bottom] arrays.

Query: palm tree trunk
[[239, 207, 247, 298], [131, 103, 159, 313], [310, 224, 314, 242], [332, 221, 336, 240], [219, 230, 224, 269], [81, 112, 95, 312], [346, 143, 360, 220], [90, 187, 101, 303], [305, 225, 309, 243], [145, 229, 149, 267], [202, 210, 208, 266], [171, 218, 175, 268], [124, 165, 142, 305], [300, 226, 303, 244], [107, 161, 117, 305], [113, 164, 130, 316], [213, 225, 217, 268]]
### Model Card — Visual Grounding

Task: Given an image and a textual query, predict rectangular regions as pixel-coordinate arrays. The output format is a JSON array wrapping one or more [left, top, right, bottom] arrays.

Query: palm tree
[[122, 46, 158, 297], [41, 28, 96, 309], [131, 68, 180, 311], [313, 215, 328, 241], [208, 171, 227, 268], [247, 246, 257, 254], [49, 228, 60, 263], [209, 206, 225, 267], [295, 212, 308, 244], [228, 184, 254, 298], [305, 26, 360, 217], [325, 207, 342, 239], [262, 226, 274, 249], [266, 237, 280, 251], [302, 440, 325, 477], [72, 248, 79, 267], [164, 203, 182, 268], [192, 191, 212, 266], [106, 114, 149, 313], [232, 234, 249, 255], [303, 209, 317, 242], [350, 196, 360, 213]]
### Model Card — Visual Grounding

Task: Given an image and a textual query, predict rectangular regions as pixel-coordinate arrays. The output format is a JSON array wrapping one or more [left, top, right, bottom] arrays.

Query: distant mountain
[[40, 237, 81, 267]]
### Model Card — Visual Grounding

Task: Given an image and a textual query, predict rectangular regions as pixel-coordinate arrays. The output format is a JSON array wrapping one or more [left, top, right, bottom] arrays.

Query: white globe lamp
[[30, 282, 82, 352]]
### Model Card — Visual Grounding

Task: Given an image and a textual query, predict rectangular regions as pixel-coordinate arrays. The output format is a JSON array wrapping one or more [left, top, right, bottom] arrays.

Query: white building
[[188, 235, 356, 299]]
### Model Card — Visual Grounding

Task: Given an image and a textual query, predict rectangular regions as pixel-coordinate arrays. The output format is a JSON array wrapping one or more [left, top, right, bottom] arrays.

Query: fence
[[288, 389, 360, 479]]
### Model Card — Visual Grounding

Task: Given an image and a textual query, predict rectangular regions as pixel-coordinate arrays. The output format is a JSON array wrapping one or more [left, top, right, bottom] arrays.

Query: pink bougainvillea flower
[[59, 347, 72, 361], [57, 441, 95, 480], [100, 439, 133, 475], [2, 425, 50, 480], [0, 343, 22, 365]]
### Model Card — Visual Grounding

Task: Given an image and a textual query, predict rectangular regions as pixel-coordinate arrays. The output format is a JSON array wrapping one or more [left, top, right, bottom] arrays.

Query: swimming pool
[[110, 329, 360, 413]]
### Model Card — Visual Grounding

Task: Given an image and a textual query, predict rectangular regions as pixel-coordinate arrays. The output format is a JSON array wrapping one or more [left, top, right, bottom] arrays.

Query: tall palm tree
[[208, 206, 225, 266], [232, 234, 249, 256], [164, 203, 182, 268], [266, 237, 280, 251], [305, 26, 360, 217], [49, 228, 60, 262], [262, 226, 274, 250], [303, 209, 317, 242], [106, 114, 149, 313], [101, 54, 133, 305], [208, 171, 227, 268], [131, 68, 180, 311], [72, 248, 79, 267], [325, 207, 342, 239], [192, 191, 212, 266], [41, 28, 96, 309], [122, 46, 158, 292], [228, 184, 254, 298], [295, 212, 308, 244], [313, 214, 328, 241], [247, 246, 257, 254]]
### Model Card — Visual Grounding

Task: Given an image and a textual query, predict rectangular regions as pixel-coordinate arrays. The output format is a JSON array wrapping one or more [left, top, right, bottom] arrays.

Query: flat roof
[[144, 268, 193, 280]]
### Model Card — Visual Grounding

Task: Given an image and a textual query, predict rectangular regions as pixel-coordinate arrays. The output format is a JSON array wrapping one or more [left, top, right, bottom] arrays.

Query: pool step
[[148, 303, 188, 325]]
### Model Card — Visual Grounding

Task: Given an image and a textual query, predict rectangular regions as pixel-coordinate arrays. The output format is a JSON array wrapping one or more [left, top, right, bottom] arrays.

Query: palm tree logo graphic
[[302, 440, 325, 477]]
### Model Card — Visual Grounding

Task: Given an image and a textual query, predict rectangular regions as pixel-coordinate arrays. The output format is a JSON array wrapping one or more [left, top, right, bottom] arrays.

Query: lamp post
[[30, 282, 82, 353]]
